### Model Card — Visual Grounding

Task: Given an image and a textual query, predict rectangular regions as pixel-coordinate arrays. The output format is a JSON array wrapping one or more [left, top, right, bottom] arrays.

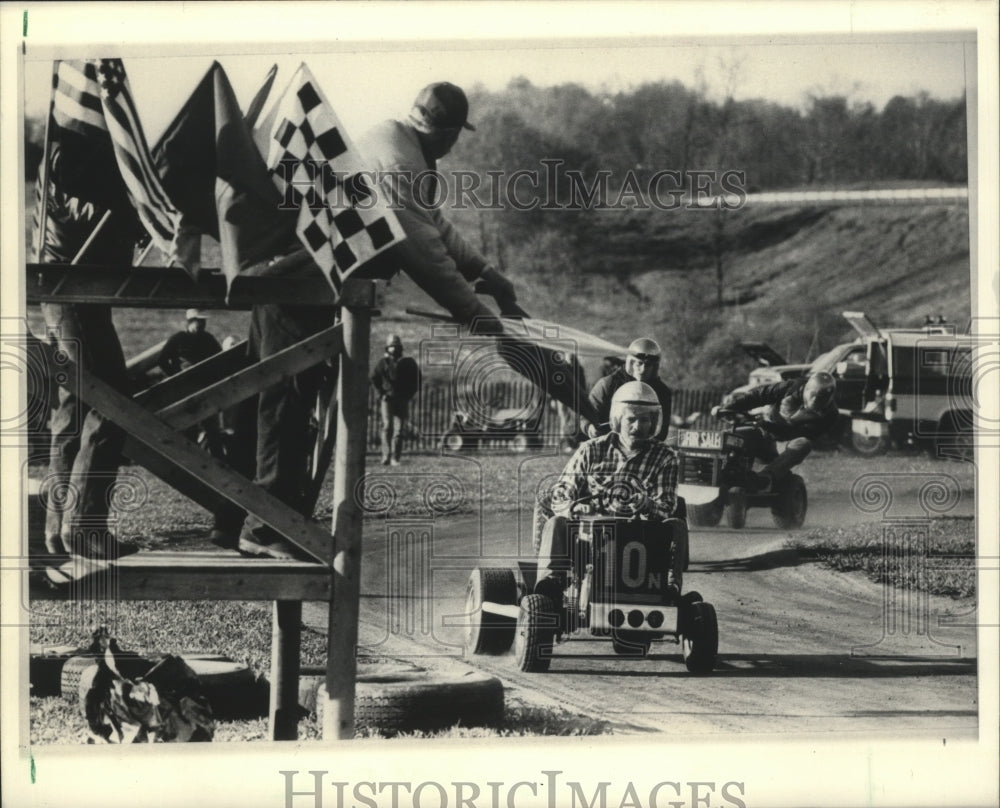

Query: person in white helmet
[[716, 371, 839, 491], [157, 309, 222, 377], [534, 381, 686, 604], [370, 333, 421, 465], [583, 337, 672, 440]]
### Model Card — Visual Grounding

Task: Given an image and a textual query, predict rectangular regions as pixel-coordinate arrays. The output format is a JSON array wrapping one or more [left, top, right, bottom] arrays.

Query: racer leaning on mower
[[534, 382, 687, 604], [715, 372, 839, 492], [583, 337, 673, 441]]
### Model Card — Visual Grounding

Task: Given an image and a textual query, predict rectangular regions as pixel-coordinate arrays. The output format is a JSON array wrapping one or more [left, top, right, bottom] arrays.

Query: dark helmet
[[386, 334, 403, 352]]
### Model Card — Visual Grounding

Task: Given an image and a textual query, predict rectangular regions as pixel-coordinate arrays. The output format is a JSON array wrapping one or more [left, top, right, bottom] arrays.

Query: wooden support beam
[[48, 350, 335, 564], [269, 601, 303, 740], [135, 341, 251, 412], [155, 325, 343, 431], [32, 552, 332, 601], [323, 301, 372, 740], [119, 437, 227, 516], [26, 263, 337, 308]]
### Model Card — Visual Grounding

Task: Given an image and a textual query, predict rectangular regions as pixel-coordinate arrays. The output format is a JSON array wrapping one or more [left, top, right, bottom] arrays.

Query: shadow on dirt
[[693, 547, 809, 573], [550, 652, 975, 678]]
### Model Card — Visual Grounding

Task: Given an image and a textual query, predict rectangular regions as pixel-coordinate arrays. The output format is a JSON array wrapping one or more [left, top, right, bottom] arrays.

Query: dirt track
[[305, 484, 978, 739]]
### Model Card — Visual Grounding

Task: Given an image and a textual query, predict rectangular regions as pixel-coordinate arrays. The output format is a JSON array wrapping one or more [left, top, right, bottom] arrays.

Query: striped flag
[[94, 60, 184, 263], [28, 155, 45, 263], [50, 59, 190, 273]]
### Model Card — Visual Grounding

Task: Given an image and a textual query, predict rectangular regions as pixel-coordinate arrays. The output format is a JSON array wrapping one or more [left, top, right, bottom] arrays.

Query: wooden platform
[[32, 551, 333, 601], [24, 262, 375, 738]]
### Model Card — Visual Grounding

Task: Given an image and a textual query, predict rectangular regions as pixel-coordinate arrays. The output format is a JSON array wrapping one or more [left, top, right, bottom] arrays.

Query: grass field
[[790, 517, 976, 599]]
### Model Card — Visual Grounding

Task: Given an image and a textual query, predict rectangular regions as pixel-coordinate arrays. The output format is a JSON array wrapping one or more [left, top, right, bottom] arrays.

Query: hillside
[[379, 196, 971, 390], [22, 185, 971, 394]]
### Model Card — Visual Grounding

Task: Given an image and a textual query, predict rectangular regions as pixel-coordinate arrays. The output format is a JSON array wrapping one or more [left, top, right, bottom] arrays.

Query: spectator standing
[[370, 334, 421, 466], [157, 309, 222, 376]]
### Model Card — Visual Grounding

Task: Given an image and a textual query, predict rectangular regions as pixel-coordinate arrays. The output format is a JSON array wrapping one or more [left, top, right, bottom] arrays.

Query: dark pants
[[239, 303, 336, 543], [41, 303, 128, 550], [733, 425, 813, 480], [379, 398, 408, 462]]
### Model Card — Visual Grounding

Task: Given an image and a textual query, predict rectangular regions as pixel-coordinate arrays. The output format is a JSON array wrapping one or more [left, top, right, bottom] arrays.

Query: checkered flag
[[263, 63, 403, 291]]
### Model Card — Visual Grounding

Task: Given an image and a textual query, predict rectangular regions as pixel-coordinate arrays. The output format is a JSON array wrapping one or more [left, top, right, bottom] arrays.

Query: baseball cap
[[185, 308, 207, 321], [409, 82, 476, 133]]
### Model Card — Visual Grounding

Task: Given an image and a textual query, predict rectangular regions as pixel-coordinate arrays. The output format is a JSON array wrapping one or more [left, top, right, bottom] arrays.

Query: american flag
[[261, 63, 403, 292], [51, 59, 187, 271]]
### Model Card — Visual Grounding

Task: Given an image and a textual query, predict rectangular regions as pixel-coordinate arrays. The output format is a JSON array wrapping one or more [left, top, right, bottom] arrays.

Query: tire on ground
[[60, 653, 154, 701], [688, 498, 724, 527], [682, 601, 718, 675], [771, 474, 808, 530], [315, 671, 504, 735], [66, 654, 256, 718], [464, 567, 518, 655], [725, 489, 747, 529], [514, 594, 557, 673]]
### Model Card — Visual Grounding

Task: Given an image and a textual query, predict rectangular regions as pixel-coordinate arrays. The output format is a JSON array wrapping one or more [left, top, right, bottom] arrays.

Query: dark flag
[[153, 62, 297, 286]]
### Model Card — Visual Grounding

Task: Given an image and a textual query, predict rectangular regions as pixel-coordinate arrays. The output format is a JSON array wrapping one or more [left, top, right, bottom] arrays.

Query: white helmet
[[610, 380, 662, 436]]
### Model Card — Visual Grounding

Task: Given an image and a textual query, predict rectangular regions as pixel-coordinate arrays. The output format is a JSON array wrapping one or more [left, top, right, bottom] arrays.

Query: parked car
[[733, 341, 812, 391], [728, 312, 974, 458], [834, 312, 975, 459]]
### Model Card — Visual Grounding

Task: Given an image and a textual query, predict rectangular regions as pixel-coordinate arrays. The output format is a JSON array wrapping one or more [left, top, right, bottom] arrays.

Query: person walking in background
[[370, 334, 421, 466]]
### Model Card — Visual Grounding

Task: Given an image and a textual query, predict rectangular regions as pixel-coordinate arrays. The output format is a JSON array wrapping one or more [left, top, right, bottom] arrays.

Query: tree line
[[24, 76, 966, 189], [451, 77, 967, 198]]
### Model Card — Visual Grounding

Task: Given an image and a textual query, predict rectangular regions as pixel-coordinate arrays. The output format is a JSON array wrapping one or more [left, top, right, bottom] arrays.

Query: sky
[[21, 38, 970, 147]]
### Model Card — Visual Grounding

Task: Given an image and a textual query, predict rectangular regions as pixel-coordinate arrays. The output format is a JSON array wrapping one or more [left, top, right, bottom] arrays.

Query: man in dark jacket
[[370, 334, 420, 465], [157, 309, 222, 376], [717, 372, 839, 491], [584, 337, 672, 440]]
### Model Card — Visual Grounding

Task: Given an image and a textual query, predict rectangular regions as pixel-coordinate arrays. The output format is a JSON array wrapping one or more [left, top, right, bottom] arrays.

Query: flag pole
[[134, 239, 156, 266], [33, 60, 59, 263], [70, 209, 112, 264]]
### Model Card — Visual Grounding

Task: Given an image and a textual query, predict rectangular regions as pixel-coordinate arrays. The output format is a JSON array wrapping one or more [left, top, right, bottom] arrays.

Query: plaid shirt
[[551, 432, 678, 520]]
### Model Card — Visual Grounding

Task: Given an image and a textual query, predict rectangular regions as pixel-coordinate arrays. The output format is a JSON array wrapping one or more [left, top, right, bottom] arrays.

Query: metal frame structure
[[28, 262, 374, 741]]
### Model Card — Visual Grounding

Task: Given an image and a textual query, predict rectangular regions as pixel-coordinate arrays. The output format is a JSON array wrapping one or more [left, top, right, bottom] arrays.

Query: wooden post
[[323, 281, 374, 740], [269, 600, 303, 740]]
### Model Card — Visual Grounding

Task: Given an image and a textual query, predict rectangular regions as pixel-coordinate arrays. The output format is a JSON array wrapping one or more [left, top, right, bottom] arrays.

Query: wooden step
[[31, 551, 333, 601]]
